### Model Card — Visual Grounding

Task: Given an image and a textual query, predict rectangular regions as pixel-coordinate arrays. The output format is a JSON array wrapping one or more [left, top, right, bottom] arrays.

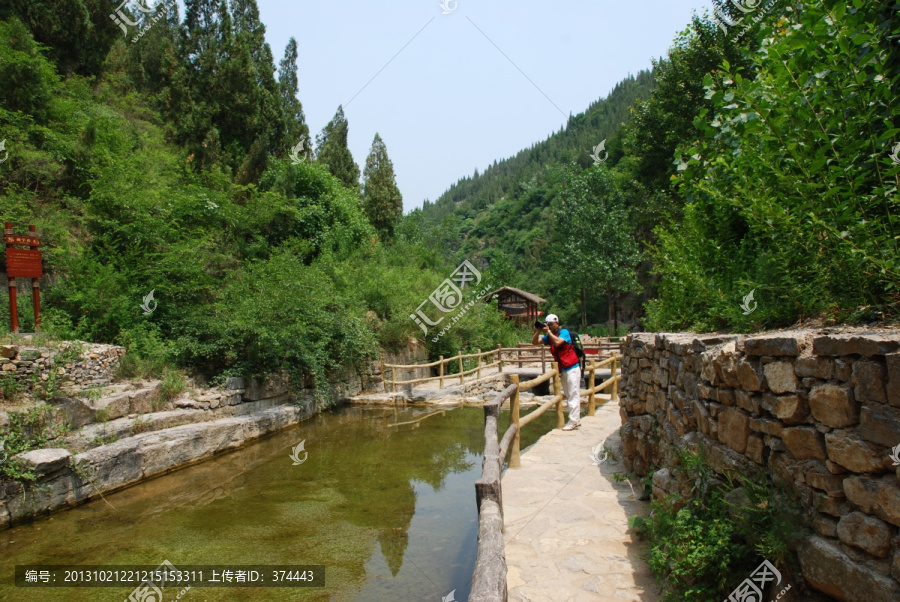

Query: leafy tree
[[316, 105, 360, 189], [623, 10, 753, 219], [647, 0, 900, 331], [362, 133, 403, 237], [0, 0, 118, 76], [553, 166, 642, 329], [277, 37, 310, 159]]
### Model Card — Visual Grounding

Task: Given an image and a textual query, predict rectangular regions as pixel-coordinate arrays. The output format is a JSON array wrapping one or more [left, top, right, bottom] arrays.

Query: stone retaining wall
[[619, 329, 900, 601], [0, 341, 125, 391], [0, 404, 314, 529]]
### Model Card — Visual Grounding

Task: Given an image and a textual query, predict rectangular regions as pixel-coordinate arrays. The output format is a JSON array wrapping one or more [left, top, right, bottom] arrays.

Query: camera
[[534, 320, 546, 329]]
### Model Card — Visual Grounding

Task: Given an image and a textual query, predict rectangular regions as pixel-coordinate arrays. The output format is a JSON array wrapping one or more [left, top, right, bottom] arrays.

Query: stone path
[[502, 398, 660, 602]]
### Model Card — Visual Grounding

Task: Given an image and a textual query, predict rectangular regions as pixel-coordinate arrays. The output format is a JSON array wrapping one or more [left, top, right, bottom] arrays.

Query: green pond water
[[0, 404, 558, 601]]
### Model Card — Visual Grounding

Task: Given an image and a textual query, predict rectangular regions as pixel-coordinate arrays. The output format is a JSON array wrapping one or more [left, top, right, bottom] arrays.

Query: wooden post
[[28, 225, 40, 332], [509, 374, 521, 468], [611, 356, 619, 402], [588, 360, 596, 416], [516, 347, 521, 367], [439, 355, 444, 388], [497, 344, 503, 373], [476, 349, 482, 379], [5, 223, 16, 334], [554, 371, 565, 429], [541, 346, 546, 373], [387, 366, 393, 393], [458, 352, 464, 385]]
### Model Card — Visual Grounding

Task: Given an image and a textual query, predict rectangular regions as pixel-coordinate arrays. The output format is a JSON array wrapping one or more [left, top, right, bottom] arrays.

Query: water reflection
[[0, 404, 556, 601]]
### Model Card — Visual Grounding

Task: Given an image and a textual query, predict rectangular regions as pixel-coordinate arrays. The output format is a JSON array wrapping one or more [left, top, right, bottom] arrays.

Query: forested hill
[[421, 70, 656, 221], [410, 1, 900, 334]]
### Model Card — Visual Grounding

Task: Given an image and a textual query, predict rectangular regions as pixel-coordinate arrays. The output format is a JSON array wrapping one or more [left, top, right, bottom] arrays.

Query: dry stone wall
[[0, 341, 125, 391], [619, 329, 900, 602]]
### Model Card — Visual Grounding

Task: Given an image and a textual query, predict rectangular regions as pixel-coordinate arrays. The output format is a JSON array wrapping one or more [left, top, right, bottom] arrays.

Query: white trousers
[[560, 365, 582, 423]]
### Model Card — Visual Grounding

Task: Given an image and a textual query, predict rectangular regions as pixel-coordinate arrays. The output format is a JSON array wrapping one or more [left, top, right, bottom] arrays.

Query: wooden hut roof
[[481, 286, 547, 304]]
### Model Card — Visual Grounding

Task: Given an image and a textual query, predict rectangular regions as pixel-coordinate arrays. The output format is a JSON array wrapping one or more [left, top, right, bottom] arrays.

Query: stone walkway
[[502, 398, 660, 602]]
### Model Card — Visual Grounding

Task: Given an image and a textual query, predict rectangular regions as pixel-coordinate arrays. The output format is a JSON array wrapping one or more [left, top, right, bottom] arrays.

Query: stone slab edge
[[0, 403, 314, 530]]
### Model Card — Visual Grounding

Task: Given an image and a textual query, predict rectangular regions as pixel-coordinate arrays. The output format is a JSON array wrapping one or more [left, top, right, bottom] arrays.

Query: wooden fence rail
[[469, 354, 623, 600], [383, 338, 623, 392]]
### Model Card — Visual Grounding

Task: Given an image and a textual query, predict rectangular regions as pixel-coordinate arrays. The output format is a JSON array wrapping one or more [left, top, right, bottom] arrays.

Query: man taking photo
[[531, 314, 582, 431]]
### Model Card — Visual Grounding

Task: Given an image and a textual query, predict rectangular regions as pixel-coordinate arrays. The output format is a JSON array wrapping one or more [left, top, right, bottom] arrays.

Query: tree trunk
[[607, 288, 614, 336], [613, 295, 619, 336], [581, 287, 587, 328]]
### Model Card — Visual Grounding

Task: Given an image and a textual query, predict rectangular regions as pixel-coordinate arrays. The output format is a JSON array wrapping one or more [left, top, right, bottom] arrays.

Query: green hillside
[[0, 1, 521, 398], [414, 1, 900, 332]]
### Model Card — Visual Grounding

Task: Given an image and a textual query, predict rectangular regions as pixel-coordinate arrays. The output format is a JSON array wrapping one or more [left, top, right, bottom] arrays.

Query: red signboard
[[5, 235, 41, 247], [6, 248, 42, 278], [4, 222, 43, 333]]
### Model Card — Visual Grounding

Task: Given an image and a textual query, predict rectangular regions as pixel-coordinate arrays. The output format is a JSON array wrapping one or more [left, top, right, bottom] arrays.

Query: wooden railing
[[469, 354, 623, 600], [383, 338, 622, 391]]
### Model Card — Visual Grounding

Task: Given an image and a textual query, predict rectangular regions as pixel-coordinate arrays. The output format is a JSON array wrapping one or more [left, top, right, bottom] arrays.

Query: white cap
[[545, 314, 559, 323]]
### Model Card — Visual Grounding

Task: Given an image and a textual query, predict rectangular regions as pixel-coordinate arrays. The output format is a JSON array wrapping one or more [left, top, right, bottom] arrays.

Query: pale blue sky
[[255, 1, 712, 211]]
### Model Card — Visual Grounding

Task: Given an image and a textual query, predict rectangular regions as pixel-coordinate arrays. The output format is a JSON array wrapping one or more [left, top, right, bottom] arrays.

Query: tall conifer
[[315, 106, 360, 189], [362, 133, 403, 237], [278, 37, 310, 159]]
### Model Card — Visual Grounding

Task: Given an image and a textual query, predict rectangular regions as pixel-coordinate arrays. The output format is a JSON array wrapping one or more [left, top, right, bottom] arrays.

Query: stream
[[0, 403, 558, 601]]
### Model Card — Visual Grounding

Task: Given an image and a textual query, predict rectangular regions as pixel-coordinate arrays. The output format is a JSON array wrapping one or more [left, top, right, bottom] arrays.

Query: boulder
[[764, 361, 798, 394], [813, 333, 900, 357], [851, 360, 887, 403], [885, 352, 900, 407], [13, 448, 71, 476], [795, 357, 834, 379], [0, 345, 16, 359], [771, 394, 808, 425], [736, 359, 764, 391], [836, 512, 892, 557], [858, 404, 900, 448], [843, 475, 900, 526], [805, 463, 845, 497], [743, 334, 803, 356], [809, 384, 859, 428], [782, 427, 826, 460], [825, 429, 889, 473], [798, 535, 900, 602], [718, 407, 750, 453]]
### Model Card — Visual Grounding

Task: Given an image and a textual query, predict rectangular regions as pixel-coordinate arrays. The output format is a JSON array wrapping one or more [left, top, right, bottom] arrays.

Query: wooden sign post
[[4, 223, 43, 333]]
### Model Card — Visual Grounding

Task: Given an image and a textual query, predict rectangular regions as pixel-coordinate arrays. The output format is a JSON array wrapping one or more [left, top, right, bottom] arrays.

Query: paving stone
[[503, 402, 659, 602]]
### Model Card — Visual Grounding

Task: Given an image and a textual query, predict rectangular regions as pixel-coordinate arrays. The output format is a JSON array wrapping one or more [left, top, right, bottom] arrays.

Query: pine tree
[[315, 106, 360, 189], [362, 133, 403, 237], [278, 37, 310, 159]]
